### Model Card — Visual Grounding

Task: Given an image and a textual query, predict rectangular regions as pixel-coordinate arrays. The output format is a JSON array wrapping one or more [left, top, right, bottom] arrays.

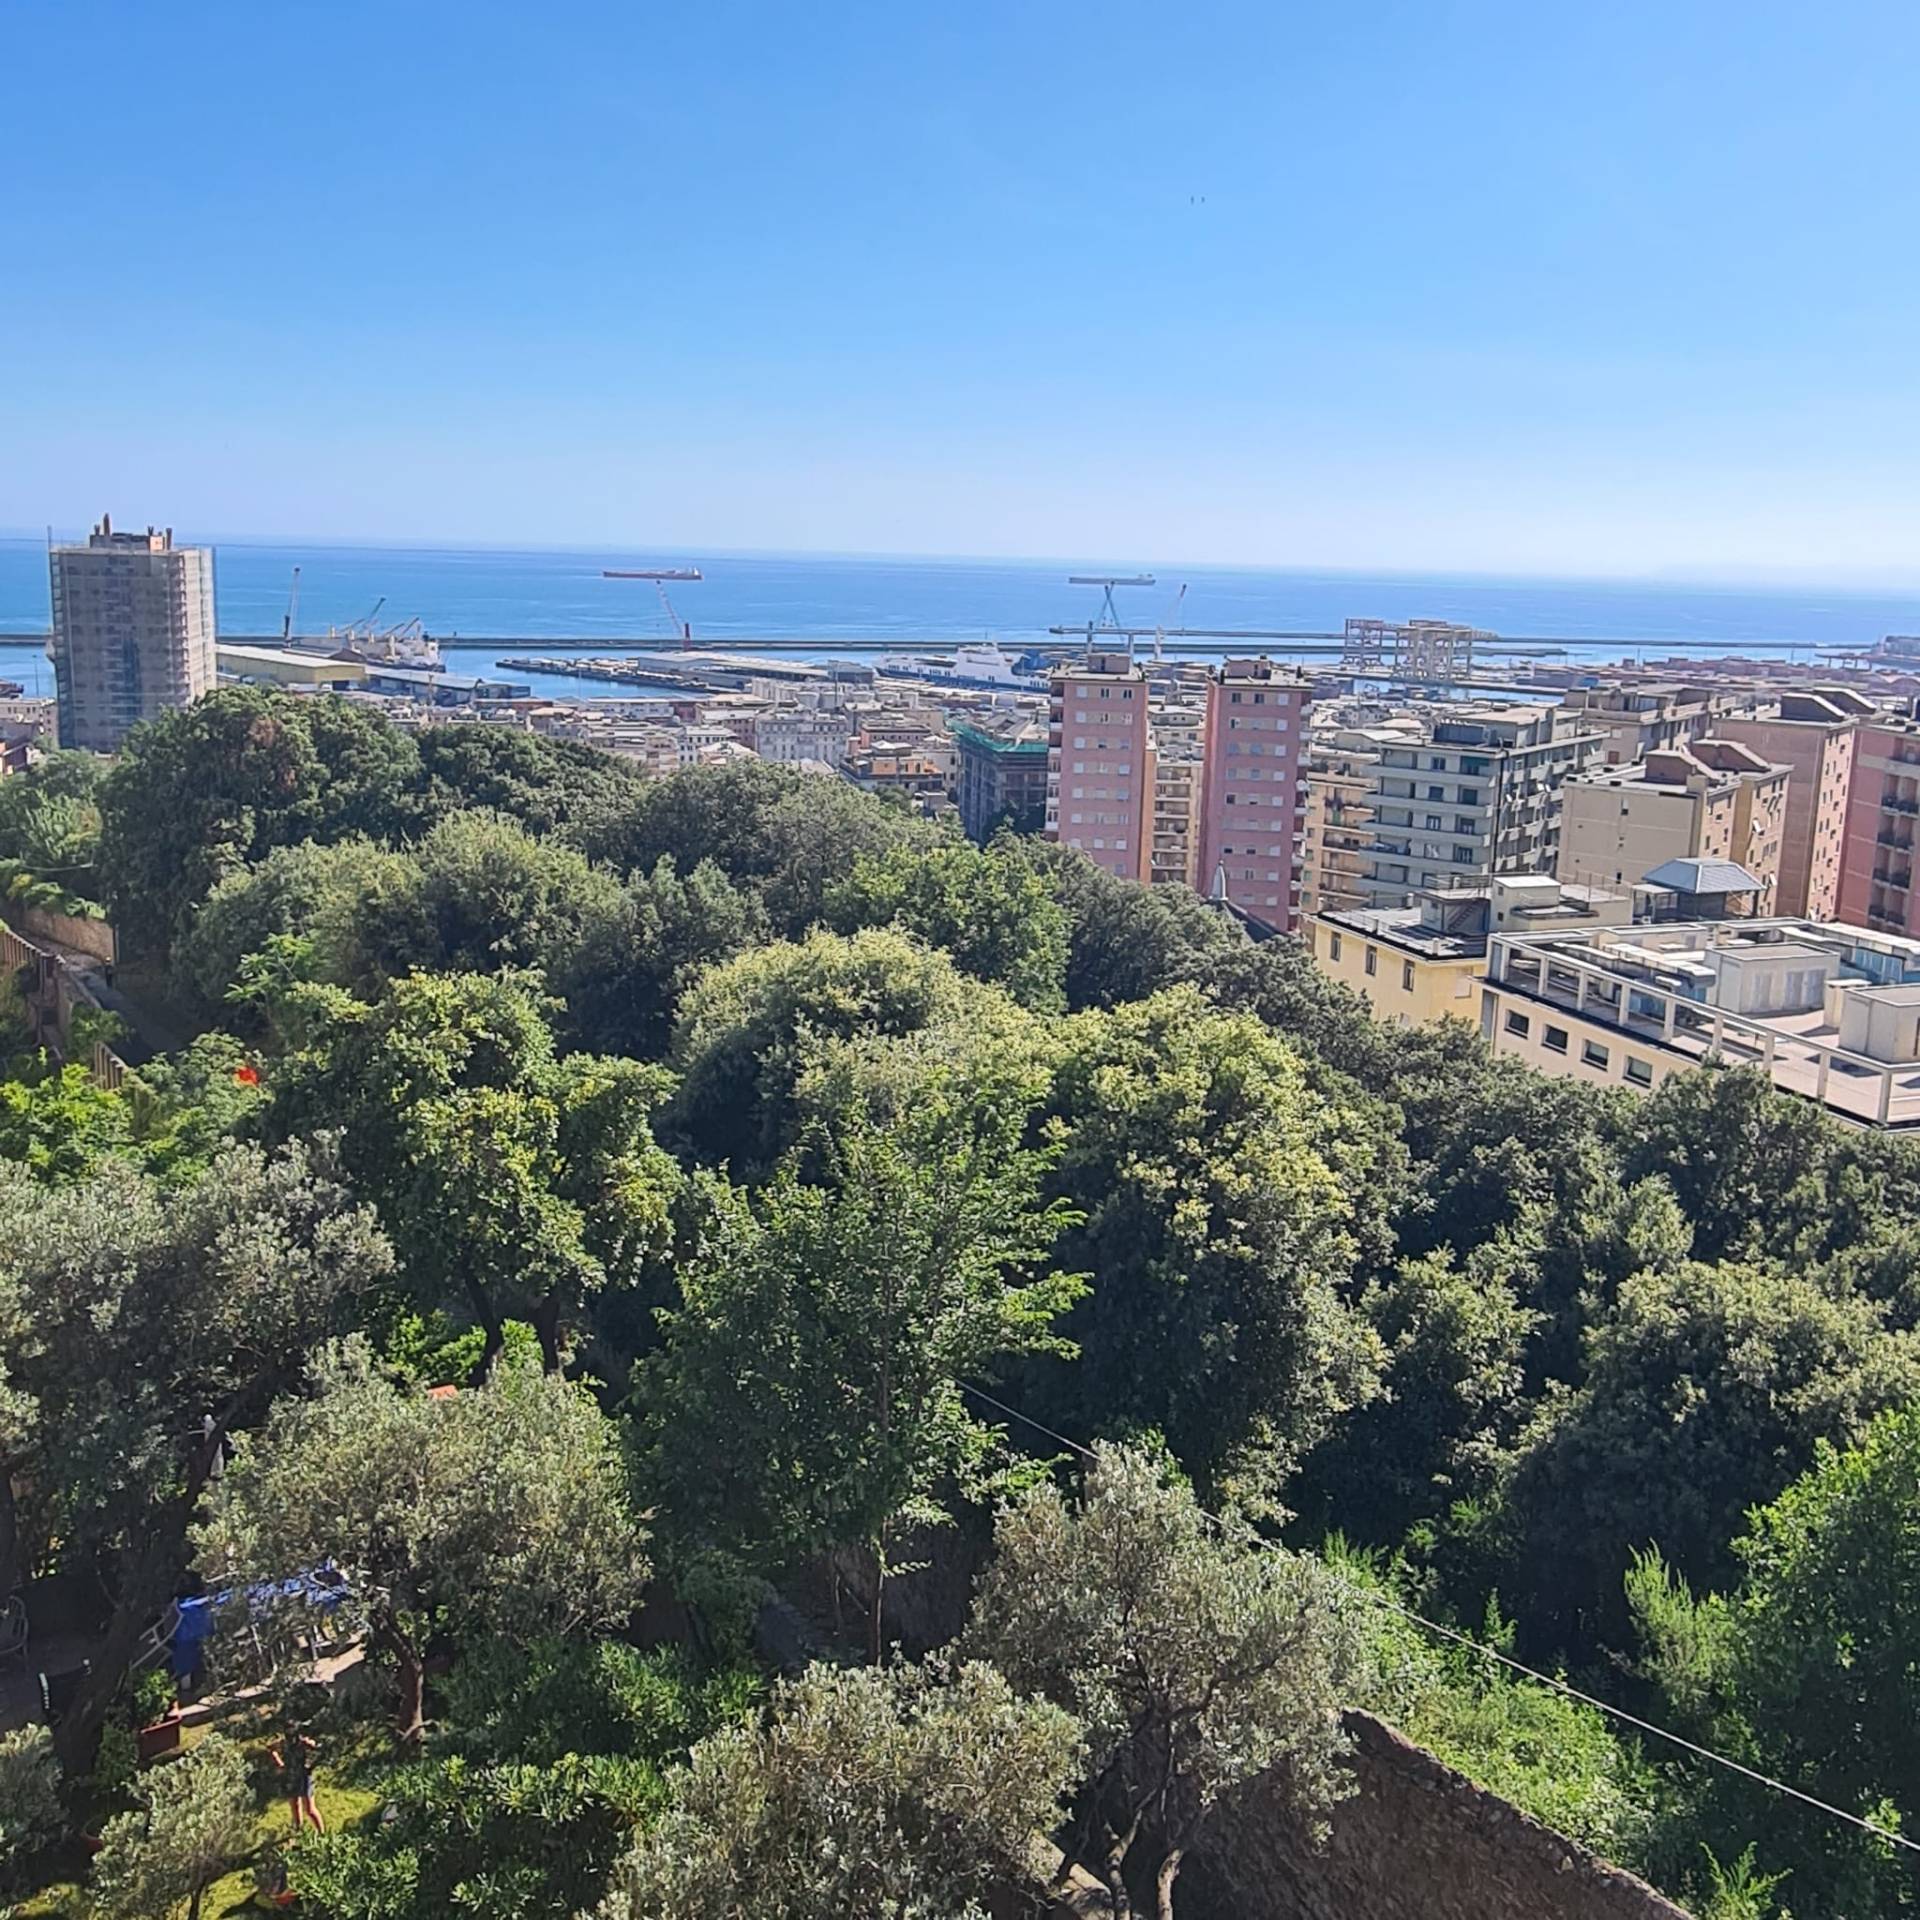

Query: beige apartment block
[[48, 516, 216, 752], [1556, 740, 1789, 913], [1836, 710, 1920, 938], [1480, 914, 1920, 1127], [1558, 682, 1733, 766], [1150, 753, 1201, 889], [1309, 874, 1629, 1028], [1300, 752, 1376, 915], [1715, 688, 1871, 917]]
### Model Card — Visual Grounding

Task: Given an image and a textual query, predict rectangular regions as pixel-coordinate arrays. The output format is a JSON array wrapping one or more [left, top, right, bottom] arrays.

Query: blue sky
[[5, 0, 1919, 576]]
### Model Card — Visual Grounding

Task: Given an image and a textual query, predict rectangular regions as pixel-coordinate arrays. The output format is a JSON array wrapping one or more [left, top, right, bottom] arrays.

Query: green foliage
[[414, 722, 642, 842], [1033, 986, 1383, 1491], [1499, 1257, 1920, 1653], [824, 836, 1070, 1013], [290, 1640, 761, 1920], [965, 1442, 1365, 1909], [585, 759, 941, 937], [640, 1057, 1082, 1641], [662, 927, 986, 1172], [195, 1342, 651, 1737], [560, 855, 769, 1060], [1, 1139, 393, 1770], [0, 1725, 62, 1897], [88, 1731, 253, 1920], [595, 1659, 1083, 1920], [98, 688, 427, 957], [1300, 1246, 1539, 1544], [0, 1063, 135, 1181], [267, 970, 680, 1371], [0, 750, 106, 891], [1634, 1407, 1920, 1909]]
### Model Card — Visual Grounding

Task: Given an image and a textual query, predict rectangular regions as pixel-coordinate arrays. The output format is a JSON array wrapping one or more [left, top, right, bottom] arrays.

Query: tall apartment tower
[[48, 515, 216, 752], [1196, 658, 1312, 933], [1045, 651, 1154, 881]]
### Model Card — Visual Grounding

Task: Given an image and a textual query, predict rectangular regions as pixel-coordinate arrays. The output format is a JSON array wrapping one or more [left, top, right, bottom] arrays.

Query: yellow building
[[1308, 875, 1630, 1028], [216, 644, 368, 690]]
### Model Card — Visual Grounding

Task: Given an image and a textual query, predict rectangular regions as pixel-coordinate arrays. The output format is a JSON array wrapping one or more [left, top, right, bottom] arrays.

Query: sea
[[3, 535, 1916, 704]]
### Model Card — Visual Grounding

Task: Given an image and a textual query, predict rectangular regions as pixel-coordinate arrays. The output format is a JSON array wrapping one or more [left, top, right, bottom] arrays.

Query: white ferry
[[875, 640, 1046, 692]]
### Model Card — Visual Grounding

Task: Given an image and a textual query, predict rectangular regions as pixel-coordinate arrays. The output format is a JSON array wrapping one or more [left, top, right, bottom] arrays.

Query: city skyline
[[10, 2, 1920, 576]]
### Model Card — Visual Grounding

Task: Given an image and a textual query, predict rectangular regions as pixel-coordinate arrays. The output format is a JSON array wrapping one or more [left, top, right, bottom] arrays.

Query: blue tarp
[[169, 1566, 351, 1681]]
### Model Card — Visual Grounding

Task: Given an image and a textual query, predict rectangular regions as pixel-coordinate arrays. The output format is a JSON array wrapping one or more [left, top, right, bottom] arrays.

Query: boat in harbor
[[875, 639, 1046, 692]]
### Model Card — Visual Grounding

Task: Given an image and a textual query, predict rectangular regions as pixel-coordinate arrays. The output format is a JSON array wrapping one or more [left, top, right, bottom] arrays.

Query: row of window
[[1501, 1009, 1654, 1084]]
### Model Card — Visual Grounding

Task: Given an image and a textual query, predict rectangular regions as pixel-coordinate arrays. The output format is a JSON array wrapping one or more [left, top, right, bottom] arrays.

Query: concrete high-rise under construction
[[48, 515, 216, 751]]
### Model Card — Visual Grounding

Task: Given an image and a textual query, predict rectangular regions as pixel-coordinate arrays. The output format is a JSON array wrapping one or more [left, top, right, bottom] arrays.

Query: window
[[1543, 1025, 1569, 1054], [1582, 1040, 1610, 1070], [1401, 959, 1415, 991], [1458, 788, 1479, 805], [1430, 755, 1447, 770], [1427, 785, 1445, 801], [1364, 946, 1378, 976], [1329, 932, 1342, 960], [1504, 1010, 1531, 1038], [1426, 813, 1443, 830], [1625, 1056, 1654, 1087]]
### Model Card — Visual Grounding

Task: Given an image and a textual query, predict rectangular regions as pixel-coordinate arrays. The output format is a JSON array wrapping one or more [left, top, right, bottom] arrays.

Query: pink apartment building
[[1715, 688, 1869, 917], [1046, 652, 1155, 882], [1196, 657, 1313, 933], [1836, 708, 1920, 936]]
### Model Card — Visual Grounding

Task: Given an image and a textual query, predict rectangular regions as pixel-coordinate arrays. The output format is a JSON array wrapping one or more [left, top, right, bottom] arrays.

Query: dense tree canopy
[[12, 698, 1920, 1916]]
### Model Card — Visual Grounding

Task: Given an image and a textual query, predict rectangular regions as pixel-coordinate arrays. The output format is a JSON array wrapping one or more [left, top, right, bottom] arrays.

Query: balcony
[[1877, 829, 1915, 851], [1875, 867, 1914, 891], [1884, 796, 1920, 816]]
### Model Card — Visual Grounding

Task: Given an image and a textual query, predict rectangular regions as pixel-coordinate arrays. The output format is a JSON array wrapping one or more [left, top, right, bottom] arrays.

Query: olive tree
[[964, 1443, 1366, 1920], [595, 1660, 1083, 1920], [195, 1342, 650, 1741], [89, 1732, 253, 1920]]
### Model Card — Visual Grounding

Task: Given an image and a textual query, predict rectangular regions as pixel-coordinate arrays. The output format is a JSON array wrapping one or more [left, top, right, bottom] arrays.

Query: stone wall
[[1182, 1711, 1692, 1920], [19, 904, 117, 965]]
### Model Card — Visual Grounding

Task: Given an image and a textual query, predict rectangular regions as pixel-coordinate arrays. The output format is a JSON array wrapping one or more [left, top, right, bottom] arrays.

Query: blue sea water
[[2, 535, 1915, 703]]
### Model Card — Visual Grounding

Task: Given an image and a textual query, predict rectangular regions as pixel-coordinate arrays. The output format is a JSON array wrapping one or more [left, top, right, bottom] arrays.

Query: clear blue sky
[[6, 0, 1919, 577]]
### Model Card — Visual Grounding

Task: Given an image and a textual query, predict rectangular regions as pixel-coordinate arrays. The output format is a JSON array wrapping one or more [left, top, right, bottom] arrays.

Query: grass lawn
[[13, 1720, 386, 1918]]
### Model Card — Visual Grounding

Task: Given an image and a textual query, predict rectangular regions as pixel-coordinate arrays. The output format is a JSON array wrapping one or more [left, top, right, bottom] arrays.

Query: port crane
[[281, 566, 302, 643], [602, 566, 703, 645]]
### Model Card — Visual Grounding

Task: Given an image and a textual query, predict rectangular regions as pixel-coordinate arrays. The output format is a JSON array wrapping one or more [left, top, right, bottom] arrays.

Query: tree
[[1, 1141, 392, 1772], [0, 749, 105, 887], [1500, 1258, 1920, 1658], [640, 1053, 1082, 1655], [594, 1660, 1083, 1920], [585, 760, 940, 937], [1019, 840, 1238, 1011], [557, 855, 768, 1061], [415, 722, 642, 841], [288, 1641, 756, 1920], [661, 927, 987, 1173], [1632, 1406, 1920, 1912], [195, 1342, 651, 1741], [1297, 1247, 1539, 1546], [0, 1062, 136, 1182], [1624, 1068, 1841, 1266], [1032, 988, 1383, 1492], [268, 971, 680, 1374], [97, 688, 425, 956], [89, 1732, 254, 1920], [964, 1443, 1366, 1920], [824, 837, 1069, 1013], [172, 838, 428, 1019], [0, 1726, 62, 1900]]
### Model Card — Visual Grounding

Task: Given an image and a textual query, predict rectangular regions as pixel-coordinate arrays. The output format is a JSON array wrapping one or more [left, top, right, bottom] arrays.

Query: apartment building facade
[[48, 516, 216, 752], [1835, 709, 1920, 937], [1150, 752, 1201, 890], [951, 719, 1049, 843], [1195, 658, 1312, 933], [1714, 689, 1868, 917], [1045, 652, 1154, 881], [1300, 743, 1379, 916], [1558, 683, 1732, 767], [1360, 705, 1604, 908], [1557, 741, 1789, 913]]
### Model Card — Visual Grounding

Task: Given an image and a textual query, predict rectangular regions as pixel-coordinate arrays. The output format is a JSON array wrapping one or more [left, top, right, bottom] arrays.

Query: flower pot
[[136, 1707, 183, 1763]]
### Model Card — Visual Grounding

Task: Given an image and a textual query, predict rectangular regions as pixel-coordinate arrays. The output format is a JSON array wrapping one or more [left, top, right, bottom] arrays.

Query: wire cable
[[959, 1381, 1920, 1858]]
